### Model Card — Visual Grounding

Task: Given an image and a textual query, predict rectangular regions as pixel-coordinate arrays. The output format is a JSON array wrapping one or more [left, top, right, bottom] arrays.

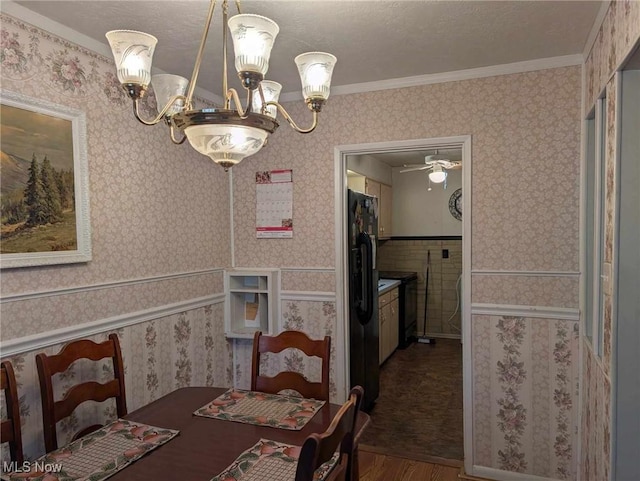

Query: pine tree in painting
[[55, 169, 71, 210], [40, 156, 63, 223], [24, 154, 47, 226]]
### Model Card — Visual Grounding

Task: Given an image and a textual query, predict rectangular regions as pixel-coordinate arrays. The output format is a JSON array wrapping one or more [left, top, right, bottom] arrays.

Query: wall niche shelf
[[224, 269, 280, 339]]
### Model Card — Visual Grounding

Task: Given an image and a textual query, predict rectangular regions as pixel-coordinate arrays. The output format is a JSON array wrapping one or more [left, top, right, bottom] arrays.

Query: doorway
[[333, 136, 472, 465]]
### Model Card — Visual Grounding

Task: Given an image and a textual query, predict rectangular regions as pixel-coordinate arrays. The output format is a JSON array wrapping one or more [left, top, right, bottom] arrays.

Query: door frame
[[333, 135, 472, 469]]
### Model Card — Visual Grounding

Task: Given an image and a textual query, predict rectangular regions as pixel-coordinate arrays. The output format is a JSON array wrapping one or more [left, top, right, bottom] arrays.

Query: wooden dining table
[[107, 386, 370, 481]]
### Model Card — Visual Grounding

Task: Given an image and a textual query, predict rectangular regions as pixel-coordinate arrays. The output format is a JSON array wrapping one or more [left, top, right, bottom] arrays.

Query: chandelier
[[106, 0, 336, 171]]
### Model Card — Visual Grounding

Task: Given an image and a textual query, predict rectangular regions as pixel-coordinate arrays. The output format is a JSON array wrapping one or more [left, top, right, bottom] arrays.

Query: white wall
[[346, 154, 393, 184], [391, 166, 462, 236]]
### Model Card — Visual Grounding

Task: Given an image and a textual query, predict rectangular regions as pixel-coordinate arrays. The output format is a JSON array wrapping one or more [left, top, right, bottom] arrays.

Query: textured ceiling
[[9, 0, 603, 99]]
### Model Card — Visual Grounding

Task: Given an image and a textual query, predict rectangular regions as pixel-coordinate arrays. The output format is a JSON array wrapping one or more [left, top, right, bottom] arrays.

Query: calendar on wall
[[255, 169, 293, 238]]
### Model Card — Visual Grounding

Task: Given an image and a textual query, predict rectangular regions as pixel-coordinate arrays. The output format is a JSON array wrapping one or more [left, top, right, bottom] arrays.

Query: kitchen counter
[[378, 278, 401, 294]]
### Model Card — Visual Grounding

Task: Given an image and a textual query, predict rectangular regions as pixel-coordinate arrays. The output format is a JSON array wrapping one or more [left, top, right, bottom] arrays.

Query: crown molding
[[3, 1, 583, 105], [280, 54, 583, 102], [582, 0, 611, 59]]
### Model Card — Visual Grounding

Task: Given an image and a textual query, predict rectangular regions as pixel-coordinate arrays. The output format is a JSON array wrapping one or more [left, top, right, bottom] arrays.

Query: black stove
[[378, 271, 418, 348]]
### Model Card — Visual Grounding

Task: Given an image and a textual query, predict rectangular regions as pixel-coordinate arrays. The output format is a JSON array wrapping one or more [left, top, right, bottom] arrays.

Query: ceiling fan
[[399, 152, 461, 189], [399, 153, 462, 174]]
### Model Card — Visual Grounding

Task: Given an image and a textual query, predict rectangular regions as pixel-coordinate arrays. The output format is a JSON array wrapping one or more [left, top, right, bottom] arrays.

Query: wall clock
[[449, 188, 462, 221]]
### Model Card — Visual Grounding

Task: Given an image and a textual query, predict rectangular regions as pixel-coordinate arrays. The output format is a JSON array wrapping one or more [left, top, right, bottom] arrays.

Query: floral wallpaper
[[3, 4, 637, 480], [1, 271, 222, 340], [232, 67, 582, 276], [0, 302, 231, 463], [584, 0, 640, 114], [229, 35, 582, 480], [580, 1, 639, 479], [281, 271, 336, 293], [471, 274, 579, 309], [0, 14, 234, 469], [473, 315, 579, 479], [0, 13, 231, 320]]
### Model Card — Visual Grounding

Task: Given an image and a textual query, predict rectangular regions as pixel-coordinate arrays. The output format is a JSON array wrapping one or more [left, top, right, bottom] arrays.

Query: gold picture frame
[[1, 89, 91, 268]]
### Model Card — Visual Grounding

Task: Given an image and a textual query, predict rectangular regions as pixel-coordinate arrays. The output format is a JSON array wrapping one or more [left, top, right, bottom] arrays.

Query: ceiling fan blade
[[400, 166, 430, 173], [447, 163, 462, 170]]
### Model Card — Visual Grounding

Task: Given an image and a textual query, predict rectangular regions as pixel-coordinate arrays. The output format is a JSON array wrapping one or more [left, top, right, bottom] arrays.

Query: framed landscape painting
[[0, 90, 91, 268]]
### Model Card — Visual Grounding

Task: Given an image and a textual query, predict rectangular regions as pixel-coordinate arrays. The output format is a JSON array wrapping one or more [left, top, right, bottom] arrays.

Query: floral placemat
[[4, 419, 178, 481], [194, 389, 325, 430], [209, 438, 338, 481]]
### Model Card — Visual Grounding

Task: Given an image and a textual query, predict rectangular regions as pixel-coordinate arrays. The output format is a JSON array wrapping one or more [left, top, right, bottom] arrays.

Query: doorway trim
[[333, 135, 472, 470]]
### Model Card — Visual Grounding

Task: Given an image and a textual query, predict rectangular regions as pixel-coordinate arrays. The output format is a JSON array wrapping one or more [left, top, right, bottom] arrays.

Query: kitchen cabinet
[[379, 182, 392, 238], [224, 269, 280, 339], [379, 286, 399, 364]]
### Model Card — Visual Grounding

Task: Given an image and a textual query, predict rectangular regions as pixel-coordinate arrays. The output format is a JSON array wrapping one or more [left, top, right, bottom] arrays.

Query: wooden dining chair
[[1, 360, 24, 464], [295, 385, 364, 481], [36, 333, 127, 452], [251, 330, 331, 401]]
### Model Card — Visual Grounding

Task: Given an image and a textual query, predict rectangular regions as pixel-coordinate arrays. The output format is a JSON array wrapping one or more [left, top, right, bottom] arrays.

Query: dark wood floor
[[359, 339, 464, 462]]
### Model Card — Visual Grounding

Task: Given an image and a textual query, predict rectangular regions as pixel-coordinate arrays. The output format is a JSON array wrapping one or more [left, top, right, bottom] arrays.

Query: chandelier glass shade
[[106, 0, 336, 171], [151, 74, 189, 116]]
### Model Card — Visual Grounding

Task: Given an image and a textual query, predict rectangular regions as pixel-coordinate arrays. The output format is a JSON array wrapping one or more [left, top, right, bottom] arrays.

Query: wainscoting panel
[[472, 314, 579, 480]]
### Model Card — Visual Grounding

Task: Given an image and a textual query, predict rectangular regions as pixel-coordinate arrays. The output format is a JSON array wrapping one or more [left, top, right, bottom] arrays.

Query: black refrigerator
[[347, 189, 379, 411]]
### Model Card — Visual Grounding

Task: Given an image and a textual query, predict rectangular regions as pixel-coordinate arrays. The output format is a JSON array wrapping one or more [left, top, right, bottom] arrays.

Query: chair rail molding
[[0, 293, 225, 357], [0, 268, 224, 303], [471, 303, 579, 321], [280, 291, 336, 302], [471, 269, 580, 277]]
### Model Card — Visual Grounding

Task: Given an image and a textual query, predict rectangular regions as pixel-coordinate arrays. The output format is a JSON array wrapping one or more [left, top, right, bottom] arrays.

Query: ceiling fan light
[[183, 123, 269, 171], [429, 165, 447, 183], [228, 14, 280, 76], [295, 52, 337, 101], [252, 80, 282, 118], [151, 74, 189, 116], [105, 30, 157, 87]]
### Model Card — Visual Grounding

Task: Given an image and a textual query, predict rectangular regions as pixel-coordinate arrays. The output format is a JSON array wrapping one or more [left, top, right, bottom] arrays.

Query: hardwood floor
[[359, 447, 461, 481]]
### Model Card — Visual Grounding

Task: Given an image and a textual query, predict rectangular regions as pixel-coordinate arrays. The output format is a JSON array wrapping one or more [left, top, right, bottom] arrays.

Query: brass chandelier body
[[106, 0, 336, 171]]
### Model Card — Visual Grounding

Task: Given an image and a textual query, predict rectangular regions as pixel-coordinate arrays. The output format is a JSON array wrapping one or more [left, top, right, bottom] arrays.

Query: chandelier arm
[[267, 101, 319, 134], [258, 84, 268, 115], [169, 123, 187, 144], [132, 95, 188, 126], [226, 87, 253, 118], [234, 0, 242, 14], [185, 0, 217, 106]]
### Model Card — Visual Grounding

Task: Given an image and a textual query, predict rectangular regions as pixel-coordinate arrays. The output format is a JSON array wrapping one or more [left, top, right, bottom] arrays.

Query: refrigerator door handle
[[356, 231, 374, 324]]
